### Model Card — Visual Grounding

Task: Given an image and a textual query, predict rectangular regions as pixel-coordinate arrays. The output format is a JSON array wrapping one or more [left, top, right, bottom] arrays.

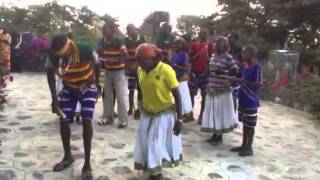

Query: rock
[[13, 152, 29, 158], [19, 126, 35, 131], [208, 173, 223, 179], [111, 166, 132, 174], [109, 143, 125, 149]]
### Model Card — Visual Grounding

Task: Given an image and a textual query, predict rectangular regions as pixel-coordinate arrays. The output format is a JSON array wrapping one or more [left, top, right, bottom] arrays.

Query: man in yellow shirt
[[133, 43, 183, 180]]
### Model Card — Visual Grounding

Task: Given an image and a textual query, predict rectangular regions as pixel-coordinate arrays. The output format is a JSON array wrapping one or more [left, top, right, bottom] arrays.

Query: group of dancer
[[46, 22, 262, 180]]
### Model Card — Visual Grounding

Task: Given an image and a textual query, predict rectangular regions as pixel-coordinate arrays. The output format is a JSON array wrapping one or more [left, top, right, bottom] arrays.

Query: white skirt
[[201, 91, 238, 134], [178, 81, 193, 115], [134, 111, 183, 175]]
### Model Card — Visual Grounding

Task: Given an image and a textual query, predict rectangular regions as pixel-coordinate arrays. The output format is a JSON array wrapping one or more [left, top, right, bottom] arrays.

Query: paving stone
[[109, 143, 125, 149], [95, 176, 110, 180], [19, 126, 35, 131], [111, 166, 132, 174], [13, 152, 29, 158], [16, 115, 32, 120], [208, 173, 223, 179], [0, 73, 319, 180]]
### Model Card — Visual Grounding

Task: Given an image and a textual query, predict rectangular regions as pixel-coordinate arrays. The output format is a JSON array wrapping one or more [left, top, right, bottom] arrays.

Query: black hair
[[66, 32, 73, 39], [51, 34, 68, 52], [242, 45, 258, 56], [103, 22, 118, 32], [230, 32, 240, 41]]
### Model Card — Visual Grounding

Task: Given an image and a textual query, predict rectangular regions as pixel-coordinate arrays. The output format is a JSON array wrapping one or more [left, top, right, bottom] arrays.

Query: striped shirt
[[208, 53, 238, 94]]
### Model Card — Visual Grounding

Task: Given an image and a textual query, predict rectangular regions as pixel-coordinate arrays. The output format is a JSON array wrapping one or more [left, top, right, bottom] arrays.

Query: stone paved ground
[[0, 73, 320, 180]]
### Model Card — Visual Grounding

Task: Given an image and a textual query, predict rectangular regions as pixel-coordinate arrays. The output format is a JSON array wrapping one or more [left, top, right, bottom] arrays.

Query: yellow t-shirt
[[138, 61, 179, 113]]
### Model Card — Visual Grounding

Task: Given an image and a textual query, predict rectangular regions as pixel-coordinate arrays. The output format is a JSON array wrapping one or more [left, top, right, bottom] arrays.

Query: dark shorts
[[238, 106, 258, 128], [127, 70, 140, 90], [188, 72, 208, 97], [59, 85, 97, 121]]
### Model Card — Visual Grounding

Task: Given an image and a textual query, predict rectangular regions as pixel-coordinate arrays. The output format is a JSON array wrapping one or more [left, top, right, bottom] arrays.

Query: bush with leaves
[[282, 79, 320, 119]]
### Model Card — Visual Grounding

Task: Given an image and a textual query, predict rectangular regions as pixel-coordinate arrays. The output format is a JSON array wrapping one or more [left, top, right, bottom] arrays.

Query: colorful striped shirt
[[208, 53, 238, 93], [125, 34, 145, 70], [46, 43, 99, 89], [97, 37, 126, 70]]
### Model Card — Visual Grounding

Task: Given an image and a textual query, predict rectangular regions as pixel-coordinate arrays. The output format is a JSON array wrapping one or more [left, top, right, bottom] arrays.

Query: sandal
[[81, 169, 93, 180], [53, 158, 75, 172], [97, 119, 113, 126]]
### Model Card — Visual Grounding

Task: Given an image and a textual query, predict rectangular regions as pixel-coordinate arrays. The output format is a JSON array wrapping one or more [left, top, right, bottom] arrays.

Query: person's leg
[[53, 88, 77, 172], [198, 92, 206, 125], [198, 74, 208, 125], [114, 70, 129, 128], [239, 108, 257, 156], [113, 88, 117, 117], [128, 89, 135, 115], [206, 133, 217, 143], [100, 71, 114, 124], [58, 119, 73, 162], [230, 126, 248, 152], [134, 81, 142, 120], [230, 106, 247, 152], [239, 126, 254, 156], [79, 85, 97, 178], [127, 73, 136, 115], [82, 120, 93, 171]]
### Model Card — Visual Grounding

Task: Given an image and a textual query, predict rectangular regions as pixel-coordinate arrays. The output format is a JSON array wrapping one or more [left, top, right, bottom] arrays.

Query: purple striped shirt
[[208, 53, 238, 93]]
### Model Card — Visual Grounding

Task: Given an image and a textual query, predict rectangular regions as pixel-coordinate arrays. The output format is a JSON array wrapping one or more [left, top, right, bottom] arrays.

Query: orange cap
[[135, 43, 161, 59]]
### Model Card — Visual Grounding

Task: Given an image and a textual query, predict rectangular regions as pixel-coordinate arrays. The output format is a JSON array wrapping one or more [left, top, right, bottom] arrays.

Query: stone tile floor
[[0, 73, 319, 180]]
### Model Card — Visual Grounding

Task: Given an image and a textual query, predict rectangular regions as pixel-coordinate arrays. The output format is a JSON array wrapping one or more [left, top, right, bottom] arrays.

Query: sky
[[0, 0, 218, 31]]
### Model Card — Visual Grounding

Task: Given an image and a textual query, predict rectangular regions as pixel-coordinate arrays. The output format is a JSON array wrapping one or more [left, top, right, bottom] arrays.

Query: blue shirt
[[239, 63, 262, 108], [171, 51, 188, 79]]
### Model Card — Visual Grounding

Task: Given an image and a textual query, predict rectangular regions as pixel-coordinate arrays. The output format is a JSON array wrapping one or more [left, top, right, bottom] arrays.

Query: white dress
[[201, 91, 238, 134], [134, 111, 183, 175]]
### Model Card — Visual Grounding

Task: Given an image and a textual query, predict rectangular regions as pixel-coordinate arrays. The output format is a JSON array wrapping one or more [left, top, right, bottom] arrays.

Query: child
[[230, 45, 262, 156], [133, 43, 183, 180], [171, 37, 193, 122]]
